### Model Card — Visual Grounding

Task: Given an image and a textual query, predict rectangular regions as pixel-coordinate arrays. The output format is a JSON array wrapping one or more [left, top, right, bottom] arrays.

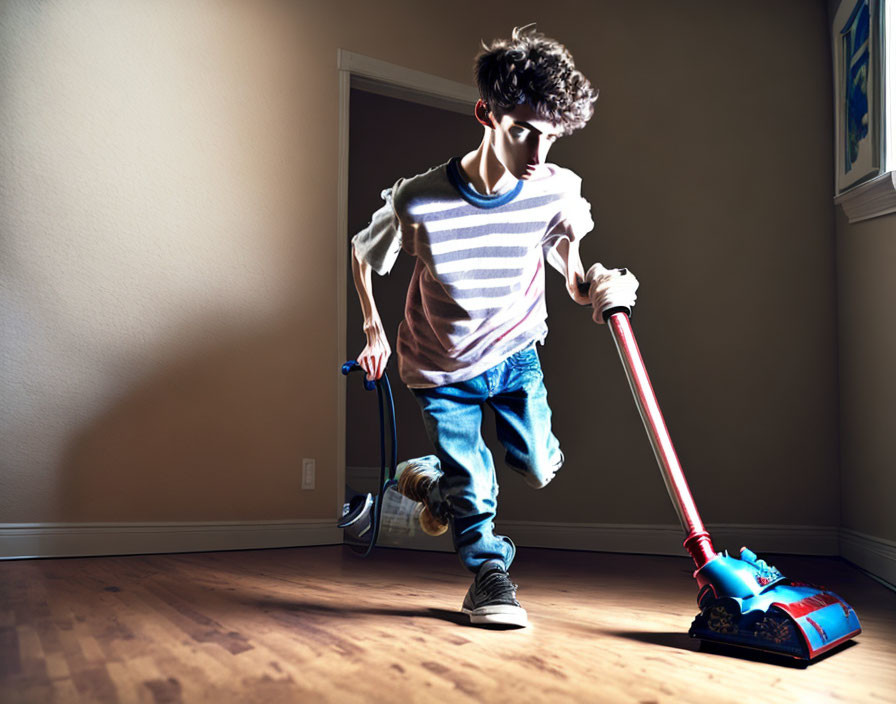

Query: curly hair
[[474, 25, 598, 136]]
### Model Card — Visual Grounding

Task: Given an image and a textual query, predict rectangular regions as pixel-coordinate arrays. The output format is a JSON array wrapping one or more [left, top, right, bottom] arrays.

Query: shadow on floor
[[607, 629, 857, 668], [234, 594, 514, 628], [695, 639, 856, 668], [605, 630, 698, 653]]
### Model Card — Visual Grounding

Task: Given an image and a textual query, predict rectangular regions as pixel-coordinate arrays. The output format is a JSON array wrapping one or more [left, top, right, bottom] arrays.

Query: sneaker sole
[[461, 605, 529, 628]]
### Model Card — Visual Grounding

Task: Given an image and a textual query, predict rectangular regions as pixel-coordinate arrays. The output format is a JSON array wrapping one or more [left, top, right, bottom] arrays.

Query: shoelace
[[477, 569, 520, 603]]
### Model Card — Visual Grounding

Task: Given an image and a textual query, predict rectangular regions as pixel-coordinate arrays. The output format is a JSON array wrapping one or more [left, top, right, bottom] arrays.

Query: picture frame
[[832, 0, 886, 194]]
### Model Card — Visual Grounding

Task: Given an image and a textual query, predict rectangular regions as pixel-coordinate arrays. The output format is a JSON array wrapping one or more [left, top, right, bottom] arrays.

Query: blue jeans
[[412, 344, 564, 573]]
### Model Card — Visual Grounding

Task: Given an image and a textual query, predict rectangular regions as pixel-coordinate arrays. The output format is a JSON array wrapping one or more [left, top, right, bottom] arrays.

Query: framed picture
[[832, 0, 885, 194]]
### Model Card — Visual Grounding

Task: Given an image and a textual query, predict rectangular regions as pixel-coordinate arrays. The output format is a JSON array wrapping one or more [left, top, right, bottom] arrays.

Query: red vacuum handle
[[605, 310, 716, 568]]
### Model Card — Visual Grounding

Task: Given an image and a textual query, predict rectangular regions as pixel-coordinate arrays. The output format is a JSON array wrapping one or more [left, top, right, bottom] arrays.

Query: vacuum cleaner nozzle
[[689, 546, 861, 660]]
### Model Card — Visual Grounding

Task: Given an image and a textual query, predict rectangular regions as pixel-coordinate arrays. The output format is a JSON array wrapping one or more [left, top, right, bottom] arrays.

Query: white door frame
[[334, 50, 478, 518]]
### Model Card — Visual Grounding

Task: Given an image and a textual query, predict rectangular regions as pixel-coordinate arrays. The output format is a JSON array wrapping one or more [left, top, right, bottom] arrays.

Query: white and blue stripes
[[352, 158, 591, 388]]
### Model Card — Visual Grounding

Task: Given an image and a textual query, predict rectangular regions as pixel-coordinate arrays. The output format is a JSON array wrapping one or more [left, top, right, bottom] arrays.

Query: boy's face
[[487, 102, 563, 181]]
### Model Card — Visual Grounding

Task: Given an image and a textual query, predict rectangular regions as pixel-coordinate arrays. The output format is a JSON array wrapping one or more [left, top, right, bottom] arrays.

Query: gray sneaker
[[461, 559, 528, 628]]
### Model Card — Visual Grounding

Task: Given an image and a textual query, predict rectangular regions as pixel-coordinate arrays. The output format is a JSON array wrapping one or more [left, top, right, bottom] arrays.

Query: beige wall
[[835, 209, 896, 542], [2, 1, 841, 533], [1, 0, 339, 522]]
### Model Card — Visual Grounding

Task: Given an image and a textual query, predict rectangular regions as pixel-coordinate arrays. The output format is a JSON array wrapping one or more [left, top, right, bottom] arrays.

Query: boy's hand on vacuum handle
[[585, 263, 639, 324]]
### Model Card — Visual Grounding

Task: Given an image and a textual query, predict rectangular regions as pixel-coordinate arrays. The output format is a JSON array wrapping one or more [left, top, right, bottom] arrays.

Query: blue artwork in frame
[[834, 0, 882, 193], [842, 0, 870, 173]]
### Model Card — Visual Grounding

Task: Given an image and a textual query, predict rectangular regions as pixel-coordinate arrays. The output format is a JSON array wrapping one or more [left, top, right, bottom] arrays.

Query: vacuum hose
[[340, 361, 398, 557]]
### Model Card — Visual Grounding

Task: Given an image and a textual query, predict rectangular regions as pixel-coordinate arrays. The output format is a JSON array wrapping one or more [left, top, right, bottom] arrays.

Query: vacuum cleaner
[[339, 287, 862, 660], [601, 301, 861, 661]]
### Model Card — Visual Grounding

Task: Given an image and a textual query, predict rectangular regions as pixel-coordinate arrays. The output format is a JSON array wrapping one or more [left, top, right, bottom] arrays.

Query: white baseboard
[[703, 524, 841, 556], [498, 521, 841, 557], [6, 518, 892, 591], [499, 520, 683, 555], [350, 516, 841, 559], [840, 529, 896, 589], [0, 520, 341, 560]]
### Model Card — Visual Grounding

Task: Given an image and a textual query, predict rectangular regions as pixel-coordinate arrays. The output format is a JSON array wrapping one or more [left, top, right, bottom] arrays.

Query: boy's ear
[[474, 99, 495, 129]]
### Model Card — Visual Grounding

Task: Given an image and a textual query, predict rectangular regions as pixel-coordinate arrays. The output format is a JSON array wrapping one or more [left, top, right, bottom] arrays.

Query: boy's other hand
[[358, 325, 392, 380]]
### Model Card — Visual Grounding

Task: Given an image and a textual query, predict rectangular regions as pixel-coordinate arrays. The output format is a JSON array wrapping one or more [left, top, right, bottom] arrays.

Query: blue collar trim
[[446, 157, 523, 209]]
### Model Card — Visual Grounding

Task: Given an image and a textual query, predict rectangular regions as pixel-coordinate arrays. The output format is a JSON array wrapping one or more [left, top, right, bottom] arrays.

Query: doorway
[[342, 80, 481, 524]]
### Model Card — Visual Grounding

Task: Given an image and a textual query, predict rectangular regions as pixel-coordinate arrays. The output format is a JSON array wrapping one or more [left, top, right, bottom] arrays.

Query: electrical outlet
[[302, 458, 315, 490]]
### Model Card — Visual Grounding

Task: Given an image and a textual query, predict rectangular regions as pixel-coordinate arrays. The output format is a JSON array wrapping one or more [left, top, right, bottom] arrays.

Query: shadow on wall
[[57, 313, 328, 523]]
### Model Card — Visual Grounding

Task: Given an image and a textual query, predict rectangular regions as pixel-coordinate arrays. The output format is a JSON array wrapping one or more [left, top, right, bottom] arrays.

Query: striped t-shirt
[[352, 157, 593, 388]]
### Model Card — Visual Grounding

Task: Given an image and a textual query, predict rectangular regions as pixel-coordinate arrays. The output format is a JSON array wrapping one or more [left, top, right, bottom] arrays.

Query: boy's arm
[[543, 184, 593, 305], [351, 243, 391, 380], [546, 237, 639, 320], [546, 237, 591, 305]]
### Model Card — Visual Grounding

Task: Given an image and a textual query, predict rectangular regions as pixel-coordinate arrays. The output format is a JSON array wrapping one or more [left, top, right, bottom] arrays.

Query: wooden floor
[[1, 546, 894, 703]]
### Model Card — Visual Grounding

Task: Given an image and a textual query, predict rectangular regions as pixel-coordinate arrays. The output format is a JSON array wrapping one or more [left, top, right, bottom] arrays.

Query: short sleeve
[[351, 183, 403, 276], [541, 171, 594, 248]]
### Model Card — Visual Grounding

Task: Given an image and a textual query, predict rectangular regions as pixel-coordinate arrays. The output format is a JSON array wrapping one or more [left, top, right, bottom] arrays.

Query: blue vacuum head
[[689, 547, 861, 660]]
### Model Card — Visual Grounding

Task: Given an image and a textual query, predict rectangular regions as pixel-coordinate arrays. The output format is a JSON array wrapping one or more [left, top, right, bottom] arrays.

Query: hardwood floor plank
[[103, 661, 140, 704], [15, 625, 47, 679], [117, 655, 174, 704], [49, 675, 79, 704], [0, 624, 21, 680]]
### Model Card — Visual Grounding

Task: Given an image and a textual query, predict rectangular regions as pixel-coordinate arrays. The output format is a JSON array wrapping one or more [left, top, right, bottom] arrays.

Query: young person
[[350, 25, 638, 628]]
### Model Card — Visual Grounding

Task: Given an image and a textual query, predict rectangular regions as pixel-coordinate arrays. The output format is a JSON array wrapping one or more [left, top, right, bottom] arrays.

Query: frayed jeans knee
[[412, 344, 563, 573]]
